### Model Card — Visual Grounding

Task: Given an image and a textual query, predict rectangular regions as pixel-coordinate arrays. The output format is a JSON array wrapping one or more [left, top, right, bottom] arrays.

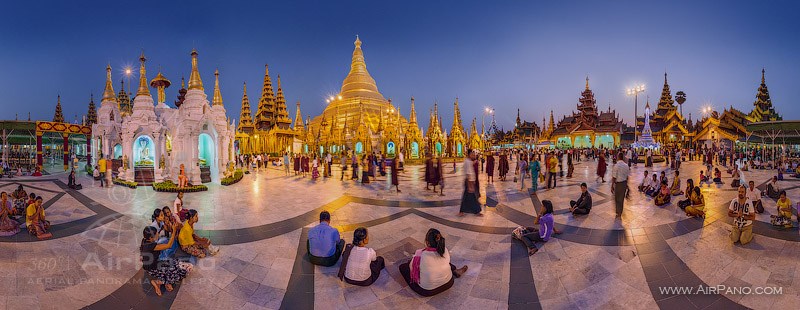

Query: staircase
[[200, 166, 211, 183], [134, 167, 155, 186]]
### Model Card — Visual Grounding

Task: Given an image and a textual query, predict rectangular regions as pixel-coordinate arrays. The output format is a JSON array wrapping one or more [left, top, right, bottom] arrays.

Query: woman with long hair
[[399, 228, 468, 296], [140, 225, 191, 296]]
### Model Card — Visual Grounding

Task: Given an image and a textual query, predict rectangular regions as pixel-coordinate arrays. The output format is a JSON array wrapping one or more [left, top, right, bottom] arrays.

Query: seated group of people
[[0, 185, 50, 239], [307, 211, 469, 296], [638, 170, 684, 206], [140, 193, 219, 297], [677, 179, 705, 218], [765, 176, 797, 228]]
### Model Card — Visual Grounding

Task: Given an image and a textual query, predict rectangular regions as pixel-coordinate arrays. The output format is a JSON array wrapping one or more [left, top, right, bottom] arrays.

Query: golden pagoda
[[426, 103, 446, 156], [468, 117, 482, 151], [446, 98, 467, 157], [404, 97, 424, 158], [307, 36, 410, 156]]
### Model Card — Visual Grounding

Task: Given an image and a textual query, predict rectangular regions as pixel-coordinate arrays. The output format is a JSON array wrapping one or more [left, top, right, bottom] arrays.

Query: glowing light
[[329, 96, 334, 101], [337, 95, 342, 100]]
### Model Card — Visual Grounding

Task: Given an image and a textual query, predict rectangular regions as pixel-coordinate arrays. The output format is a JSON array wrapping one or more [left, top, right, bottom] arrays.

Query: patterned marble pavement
[[1, 157, 799, 309]]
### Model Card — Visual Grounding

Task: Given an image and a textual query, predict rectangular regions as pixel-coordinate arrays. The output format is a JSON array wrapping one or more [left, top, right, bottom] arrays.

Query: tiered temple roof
[[86, 94, 97, 125], [747, 69, 781, 122], [254, 65, 276, 130], [237, 82, 254, 134], [551, 77, 622, 136], [53, 95, 64, 123]]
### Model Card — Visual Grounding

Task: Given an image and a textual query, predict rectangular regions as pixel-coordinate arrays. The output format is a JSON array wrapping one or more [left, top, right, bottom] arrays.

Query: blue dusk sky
[[1, 0, 798, 129]]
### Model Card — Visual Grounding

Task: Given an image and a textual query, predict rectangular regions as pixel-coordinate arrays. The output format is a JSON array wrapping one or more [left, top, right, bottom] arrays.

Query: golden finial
[[761, 68, 766, 84], [181, 77, 185, 89], [188, 49, 204, 90], [212, 69, 223, 106], [102, 64, 117, 102], [585, 75, 590, 90], [150, 71, 171, 103], [355, 35, 361, 48], [136, 51, 151, 96]]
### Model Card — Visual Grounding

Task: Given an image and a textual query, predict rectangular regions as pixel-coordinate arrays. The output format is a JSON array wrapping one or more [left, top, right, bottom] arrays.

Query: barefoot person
[[399, 228, 468, 297], [178, 210, 220, 259], [459, 150, 483, 217], [338, 227, 385, 286], [0, 192, 20, 236], [141, 225, 191, 297], [611, 152, 630, 217], [729, 186, 755, 245], [514, 200, 556, 255], [26, 196, 51, 239]]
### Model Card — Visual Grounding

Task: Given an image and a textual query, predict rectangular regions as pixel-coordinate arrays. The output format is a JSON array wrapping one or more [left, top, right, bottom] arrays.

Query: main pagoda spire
[[238, 82, 254, 133], [339, 36, 385, 101], [188, 49, 204, 90], [53, 95, 64, 123]]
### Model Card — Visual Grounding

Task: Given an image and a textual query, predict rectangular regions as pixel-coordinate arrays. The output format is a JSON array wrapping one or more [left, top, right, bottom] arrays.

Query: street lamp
[[626, 84, 645, 141], [482, 107, 493, 146]]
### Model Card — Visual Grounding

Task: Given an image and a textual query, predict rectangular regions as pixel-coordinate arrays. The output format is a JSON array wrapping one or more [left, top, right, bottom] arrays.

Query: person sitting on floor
[[746, 181, 764, 214], [0, 192, 20, 236], [173, 192, 188, 222], [729, 185, 755, 245], [645, 174, 659, 197], [677, 179, 696, 210], [766, 176, 781, 199], [713, 168, 723, 184], [11, 185, 27, 216], [730, 167, 740, 187], [338, 227, 385, 286], [569, 183, 592, 215], [141, 225, 192, 297], [670, 170, 683, 196], [638, 170, 650, 192], [162, 206, 182, 232], [308, 211, 345, 267], [654, 181, 671, 206], [399, 228, 468, 297], [699, 170, 709, 184], [513, 200, 556, 255], [685, 187, 705, 218], [93, 165, 100, 180], [178, 209, 220, 259], [150, 208, 179, 260], [770, 191, 793, 228], [26, 196, 51, 239]]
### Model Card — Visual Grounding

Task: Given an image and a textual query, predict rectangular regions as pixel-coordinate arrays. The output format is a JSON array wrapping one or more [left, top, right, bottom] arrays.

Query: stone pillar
[[36, 132, 43, 172], [62, 133, 69, 171], [190, 133, 201, 184], [153, 133, 164, 183], [122, 134, 134, 182]]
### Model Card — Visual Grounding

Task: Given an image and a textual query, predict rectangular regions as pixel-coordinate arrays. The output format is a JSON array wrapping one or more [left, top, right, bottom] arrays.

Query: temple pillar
[[63, 133, 69, 171], [86, 135, 92, 169], [190, 133, 202, 184], [154, 133, 164, 183], [122, 134, 134, 182], [36, 132, 43, 172]]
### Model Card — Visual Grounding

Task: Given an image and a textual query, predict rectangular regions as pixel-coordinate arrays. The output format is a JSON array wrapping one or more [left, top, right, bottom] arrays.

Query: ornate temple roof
[[53, 95, 64, 123], [101, 64, 117, 103], [86, 94, 97, 125], [237, 82, 254, 133]]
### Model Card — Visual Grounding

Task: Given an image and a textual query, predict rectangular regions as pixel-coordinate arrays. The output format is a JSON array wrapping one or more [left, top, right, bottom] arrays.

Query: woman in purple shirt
[[514, 200, 555, 255]]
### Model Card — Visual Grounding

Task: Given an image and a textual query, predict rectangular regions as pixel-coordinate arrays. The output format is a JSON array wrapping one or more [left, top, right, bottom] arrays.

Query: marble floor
[[1, 157, 799, 310]]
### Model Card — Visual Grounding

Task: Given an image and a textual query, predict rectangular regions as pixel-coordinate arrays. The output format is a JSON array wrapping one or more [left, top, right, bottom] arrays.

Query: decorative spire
[[118, 79, 131, 114], [761, 67, 765, 84], [657, 72, 674, 107], [53, 95, 65, 123], [188, 49, 204, 90], [548, 110, 555, 132], [409, 97, 418, 125], [339, 36, 385, 101], [87, 94, 97, 125], [174, 77, 187, 108], [274, 74, 292, 129], [585, 75, 590, 90], [293, 101, 304, 132], [212, 69, 223, 106], [136, 51, 150, 96], [237, 82, 254, 132], [516, 108, 521, 127], [255, 64, 276, 130], [102, 64, 117, 102]]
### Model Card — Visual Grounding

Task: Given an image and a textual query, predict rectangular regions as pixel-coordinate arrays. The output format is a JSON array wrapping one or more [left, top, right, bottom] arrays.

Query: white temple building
[[92, 50, 235, 186]]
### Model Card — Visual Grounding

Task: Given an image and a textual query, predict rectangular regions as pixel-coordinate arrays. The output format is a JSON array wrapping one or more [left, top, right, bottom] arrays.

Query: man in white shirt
[[611, 152, 629, 217], [626, 149, 633, 167], [746, 181, 764, 213], [729, 185, 755, 245]]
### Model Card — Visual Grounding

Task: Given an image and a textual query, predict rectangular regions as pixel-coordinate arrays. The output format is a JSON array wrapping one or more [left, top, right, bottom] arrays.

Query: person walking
[[391, 158, 400, 193], [611, 152, 630, 217], [459, 150, 483, 216]]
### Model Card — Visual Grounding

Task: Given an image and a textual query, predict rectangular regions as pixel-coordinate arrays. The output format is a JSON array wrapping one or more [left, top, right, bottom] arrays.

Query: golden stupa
[[307, 36, 408, 143]]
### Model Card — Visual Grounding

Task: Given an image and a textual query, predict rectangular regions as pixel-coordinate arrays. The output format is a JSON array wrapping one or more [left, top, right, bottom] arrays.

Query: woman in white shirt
[[399, 228, 468, 296], [338, 227, 384, 286]]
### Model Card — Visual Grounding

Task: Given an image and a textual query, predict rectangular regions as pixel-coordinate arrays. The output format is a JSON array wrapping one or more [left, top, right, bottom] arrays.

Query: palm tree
[[675, 91, 687, 116]]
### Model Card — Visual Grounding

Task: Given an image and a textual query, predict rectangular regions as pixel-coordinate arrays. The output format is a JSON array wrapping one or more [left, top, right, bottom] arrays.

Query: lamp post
[[626, 85, 645, 142], [483, 107, 493, 148]]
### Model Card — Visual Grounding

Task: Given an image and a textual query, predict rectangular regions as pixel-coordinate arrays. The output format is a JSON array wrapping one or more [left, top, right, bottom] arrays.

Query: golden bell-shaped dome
[[339, 35, 385, 101]]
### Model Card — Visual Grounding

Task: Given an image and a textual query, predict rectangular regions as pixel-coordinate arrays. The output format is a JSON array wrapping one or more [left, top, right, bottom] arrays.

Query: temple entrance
[[556, 137, 572, 149], [456, 142, 463, 157], [595, 135, 614, 148], [355, 142, 363, 154], [319, 145, 324, 155], [411, 142, 419, 158], [386, 141, 396, 156], [198, 133, 217, 183], [435, 142, 442, 156], [574, 135, 591, 148]]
